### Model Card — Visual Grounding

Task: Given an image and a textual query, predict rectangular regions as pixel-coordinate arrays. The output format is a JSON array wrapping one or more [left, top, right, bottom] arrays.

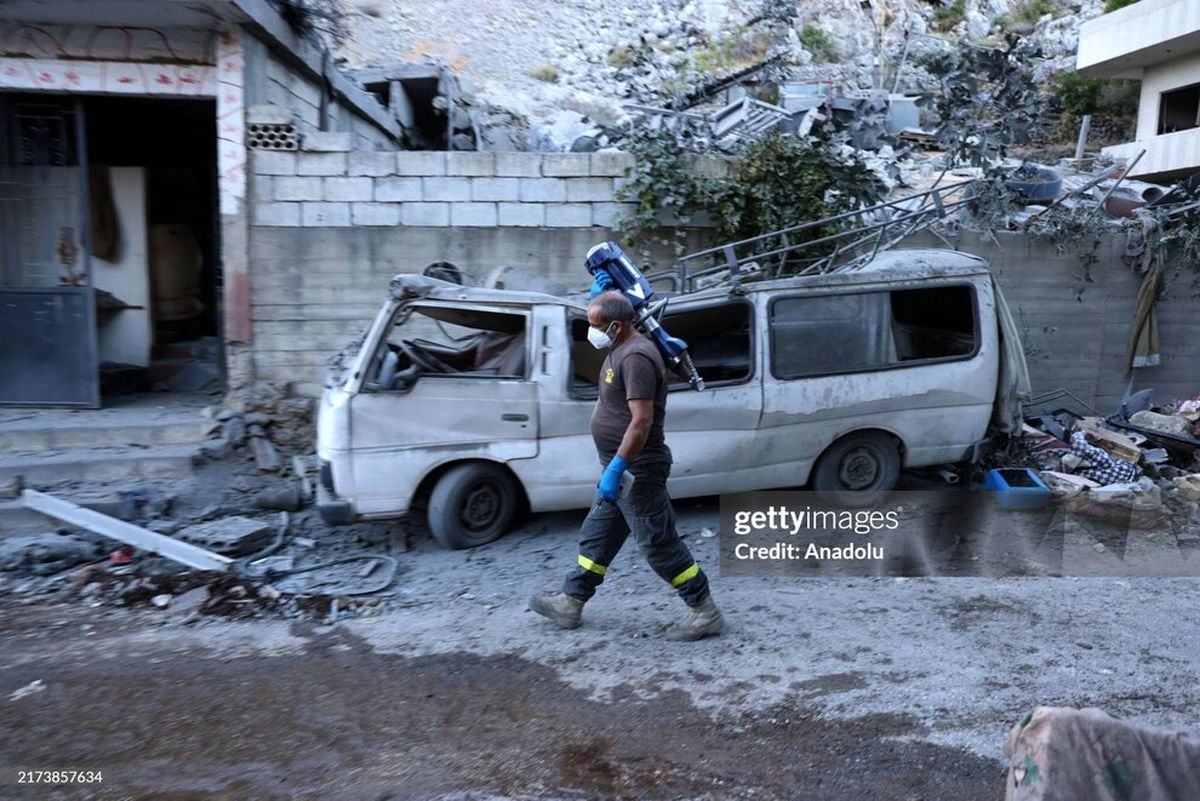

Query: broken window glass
[[367, 305, 527, 391], [1158, 82, 1200, 135], [770, 285, 976, 379]]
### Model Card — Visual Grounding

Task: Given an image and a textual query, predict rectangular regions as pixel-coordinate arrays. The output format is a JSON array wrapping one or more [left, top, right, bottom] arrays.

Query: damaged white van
[[316, 249, 1030, 548]]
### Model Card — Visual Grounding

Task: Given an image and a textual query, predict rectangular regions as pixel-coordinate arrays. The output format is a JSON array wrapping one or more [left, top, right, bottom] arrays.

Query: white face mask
[[587, 321, 617, 350]]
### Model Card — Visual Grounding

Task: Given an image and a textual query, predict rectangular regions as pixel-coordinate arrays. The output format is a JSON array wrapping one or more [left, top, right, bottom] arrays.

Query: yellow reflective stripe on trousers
[[669, 562, 699, 587], [577, 554, 607, 576]]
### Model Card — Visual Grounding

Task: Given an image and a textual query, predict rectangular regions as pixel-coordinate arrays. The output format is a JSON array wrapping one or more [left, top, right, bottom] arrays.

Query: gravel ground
[[2, 498, 1198, 799]]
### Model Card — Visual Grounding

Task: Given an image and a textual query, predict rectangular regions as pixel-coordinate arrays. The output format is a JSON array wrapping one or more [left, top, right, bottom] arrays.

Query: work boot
[[665, 595, 724, 641], [528, 592, 584, 630]]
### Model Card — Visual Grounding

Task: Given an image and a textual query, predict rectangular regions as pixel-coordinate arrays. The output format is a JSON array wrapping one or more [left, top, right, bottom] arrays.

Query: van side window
[[366, 306, 527, 391], [770, 285, 976, 379], [568, 301, 752, 398]]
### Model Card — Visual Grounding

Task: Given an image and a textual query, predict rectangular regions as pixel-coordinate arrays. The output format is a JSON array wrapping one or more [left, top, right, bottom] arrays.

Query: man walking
[[528, 290, 723, 641]]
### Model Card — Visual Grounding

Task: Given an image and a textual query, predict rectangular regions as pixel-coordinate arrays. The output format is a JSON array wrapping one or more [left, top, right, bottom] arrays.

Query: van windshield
[[366, 304, 527, 391]]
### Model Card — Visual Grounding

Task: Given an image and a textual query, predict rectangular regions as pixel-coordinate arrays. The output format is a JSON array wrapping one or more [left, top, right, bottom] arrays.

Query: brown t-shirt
[[590, 334, 672, 467]]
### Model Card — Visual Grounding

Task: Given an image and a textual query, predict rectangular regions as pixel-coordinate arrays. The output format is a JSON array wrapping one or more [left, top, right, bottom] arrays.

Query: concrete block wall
[[245, 148, 717, 394], [250, 150, 638, 230]]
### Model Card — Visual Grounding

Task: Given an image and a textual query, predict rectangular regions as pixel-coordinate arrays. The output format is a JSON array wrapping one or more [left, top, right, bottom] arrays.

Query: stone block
[[253, 150, 296, 176], [253, 202, 301, 227], [471, 177, 520, 201], [296, 152, 347, 176], [423, 177, 471, 202], [495, 152, 542, 176], [590, 151, 635, 176], [323, 176, 373, 201], [498, 203, 544, 227], [348, 150, 396, 176], [301, 202, 351, 226], [565, 177, 616, 202], [274, 176, 322, 201], [542, 153, 591, 177], [352, 202, 402, 226], [592, 202, 635, 228], [401, 202, 450, 226], [445, 152, 495, 176], [451, 202, 498, 227], [301, 131, 352, 152], [543, 203, 593, 227], [519, 178, 566, 202], [375, 176, 423, 202], [396, 151, 447, 176]]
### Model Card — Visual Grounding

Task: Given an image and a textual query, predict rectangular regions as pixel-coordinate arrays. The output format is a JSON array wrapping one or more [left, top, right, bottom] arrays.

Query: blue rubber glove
[[598, 455, 628, 501], [588, 270, 614, 299]]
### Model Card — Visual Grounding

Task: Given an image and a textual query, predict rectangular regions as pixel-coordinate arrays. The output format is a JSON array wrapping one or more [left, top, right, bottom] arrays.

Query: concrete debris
[[1129, 410, 1193, 437], [254, 485, 303, 512], [251, 436, 283, 473], [8, 679, 45, 702], [0, 532, 101, 576], [151, 593, 172, 608], [176, 516, 275, 557]]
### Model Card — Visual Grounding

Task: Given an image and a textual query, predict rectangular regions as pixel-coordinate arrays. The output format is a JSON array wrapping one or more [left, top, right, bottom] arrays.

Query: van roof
[[680, 248, 992, 301], [389, 248, 991, 308]]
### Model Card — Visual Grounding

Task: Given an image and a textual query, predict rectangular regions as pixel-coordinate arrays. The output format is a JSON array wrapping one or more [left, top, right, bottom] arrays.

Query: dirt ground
[[3, 500, 1200, 800]]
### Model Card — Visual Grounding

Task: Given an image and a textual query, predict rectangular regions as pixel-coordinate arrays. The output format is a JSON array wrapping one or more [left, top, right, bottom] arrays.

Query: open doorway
[[82, 96, 221, 396]]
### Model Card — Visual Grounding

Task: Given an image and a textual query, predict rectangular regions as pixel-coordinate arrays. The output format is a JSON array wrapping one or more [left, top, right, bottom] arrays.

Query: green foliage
[[528, 64, 558, 83], [694, 37, 736, 74], [1055, 72, 1107, 117], [933, 0, 967, 32], [1103, 0, 1140, 11], [997, 0, 1059, 30], [607, 45, 634, 68], [614, 127, 884, 267], [799, 24, 837, 62]]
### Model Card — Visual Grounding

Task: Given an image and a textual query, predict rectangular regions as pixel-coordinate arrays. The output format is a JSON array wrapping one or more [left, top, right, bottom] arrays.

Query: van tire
[[811, 431, 901, 507], [428, 463, 518, 549]]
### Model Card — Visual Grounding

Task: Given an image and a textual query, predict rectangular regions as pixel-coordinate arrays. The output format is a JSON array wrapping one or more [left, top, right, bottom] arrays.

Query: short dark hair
[[589, 290, 635, 325]]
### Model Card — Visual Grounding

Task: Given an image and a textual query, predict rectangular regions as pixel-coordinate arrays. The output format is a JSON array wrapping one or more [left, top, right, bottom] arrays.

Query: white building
[[1076, 0, 1200, 183]]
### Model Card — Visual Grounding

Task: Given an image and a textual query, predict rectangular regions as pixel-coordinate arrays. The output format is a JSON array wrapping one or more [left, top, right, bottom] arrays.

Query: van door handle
[[501, 413, 529, 422]]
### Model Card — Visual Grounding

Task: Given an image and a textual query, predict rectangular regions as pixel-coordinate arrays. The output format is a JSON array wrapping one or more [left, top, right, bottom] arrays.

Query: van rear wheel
[[812, 431, 900, 507], [428, 463, 518, 549]]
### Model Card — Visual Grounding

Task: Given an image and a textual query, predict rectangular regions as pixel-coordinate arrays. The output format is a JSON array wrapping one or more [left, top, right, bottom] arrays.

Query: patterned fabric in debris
[[1069, 431, 1139, 485], [1003, 706, 1200, 801]]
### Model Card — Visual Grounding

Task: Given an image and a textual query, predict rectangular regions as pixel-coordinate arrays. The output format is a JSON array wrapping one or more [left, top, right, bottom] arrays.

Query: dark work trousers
[[563, 460, 710, 607]]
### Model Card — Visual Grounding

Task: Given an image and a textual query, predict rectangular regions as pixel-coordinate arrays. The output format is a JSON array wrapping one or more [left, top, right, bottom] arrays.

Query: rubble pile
[[197, 382, 314, 471], [1018, 391, 1200, 535]]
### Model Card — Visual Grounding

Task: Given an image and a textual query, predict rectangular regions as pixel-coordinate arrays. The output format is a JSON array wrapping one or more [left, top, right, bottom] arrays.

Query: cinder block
[[401, 202, 450, 226], [274, 175, 323, 201], [590, 151, 635, 177], [519, 178, 566, 203], [348, 150, 396, 176], [301, 202, 351, 227], [396, 151, 447, 176], [253, 150, 297, 176], [543, 203, 594, 227], [471, 177, 520, 201], [253, 202, 301, 227], [451, 202, 498, 227], [375, 176, 423, 202], [422, 177, 471, 202], [323, 176, 374, 201], [302, 131, 352, 152], [297, 152, 347, 176], [495, 153, 542, 177], [352, 202, 402, 226], [445, 152, 495, 176], [592, 202, 635, 228], [498, 202, 544, 227], [542, 153, 591, 177], [252, 175, 273, 201], [566, 177, 616, 202]]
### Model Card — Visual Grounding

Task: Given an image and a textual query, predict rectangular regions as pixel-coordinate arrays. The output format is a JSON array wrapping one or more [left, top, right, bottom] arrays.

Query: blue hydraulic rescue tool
[[584, 241, 706, 391]]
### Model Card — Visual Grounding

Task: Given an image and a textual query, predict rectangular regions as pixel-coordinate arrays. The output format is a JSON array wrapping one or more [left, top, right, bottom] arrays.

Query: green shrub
[[799, 24, 837, 62], [933, 0, 966, 32], [528, 64, 558, 83], [997, 0, 1059, 29], [1055, 72, 1107, 117], [1103, 0, 1140, 11]]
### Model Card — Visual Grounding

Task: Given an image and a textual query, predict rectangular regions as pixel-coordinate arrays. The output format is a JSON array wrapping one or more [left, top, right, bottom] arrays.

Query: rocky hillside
[[337, 0, 1107, 148]]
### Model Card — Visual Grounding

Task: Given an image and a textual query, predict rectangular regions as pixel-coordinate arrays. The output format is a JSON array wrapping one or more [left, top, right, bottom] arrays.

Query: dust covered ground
[[3, 499, 1200, 800]]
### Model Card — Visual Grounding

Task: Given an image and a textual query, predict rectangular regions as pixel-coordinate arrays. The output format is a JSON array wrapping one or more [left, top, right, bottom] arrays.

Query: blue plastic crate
[[984, 468, 1051, 510]]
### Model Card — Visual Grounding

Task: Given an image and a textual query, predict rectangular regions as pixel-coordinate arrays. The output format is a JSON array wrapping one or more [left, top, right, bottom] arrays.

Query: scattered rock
[[251, 436, 283, 473], [254, 485, 303, 512], [225, 416, 247, 446], [151, 593, 172, 608], [176, 516, 276, 556], [201, 437, 233, 460]]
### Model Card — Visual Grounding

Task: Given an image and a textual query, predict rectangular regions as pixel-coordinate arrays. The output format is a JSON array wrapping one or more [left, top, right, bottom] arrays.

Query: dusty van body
[[316, 249, 1030, 548]]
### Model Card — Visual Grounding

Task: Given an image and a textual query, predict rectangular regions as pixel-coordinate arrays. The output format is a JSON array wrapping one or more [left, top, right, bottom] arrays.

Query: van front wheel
[[428, 463, 518, 549], [811, 431, 900, 507]]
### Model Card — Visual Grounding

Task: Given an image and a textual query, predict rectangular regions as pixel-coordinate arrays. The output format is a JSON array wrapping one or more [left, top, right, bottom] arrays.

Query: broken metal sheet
[[21, 489, 232, 573]]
